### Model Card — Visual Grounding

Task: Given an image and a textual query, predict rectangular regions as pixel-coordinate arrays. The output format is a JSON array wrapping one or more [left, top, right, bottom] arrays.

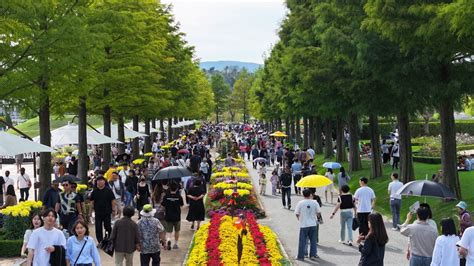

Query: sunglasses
[[62, 184, 69, 187]]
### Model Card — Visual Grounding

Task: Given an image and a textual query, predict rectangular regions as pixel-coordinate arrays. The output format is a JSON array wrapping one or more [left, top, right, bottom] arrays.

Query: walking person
[[381, 140, 390, 165], [26, 209, 67, 266], [431, 218, 460, 266], [456, 201, 472, 237], [259, 173, 267, 195], [66, 220, 101, 266], [20, 213, 43, 257], [43, 182, 61, 209], [89, 176, 116, 244], [137, 204, 166, 266], [400, 207, 438, 266], [337, 167, 350, 193], [330, 185, 356, 246], [15, 153, 24, 173], [294, 189, 321, 261], [324, 168, 335, 204], [391, 141, 400, 169], [111, 206, 141, 266], [357, 212, 388, 266], [270, 169, 278, 196], [388, 173, 403, 230], [136, 176, 152, 217], [17, 167, 31, 201], [291, 159, 302, 195], [55, 179, 83, 234], [280, 167, 293, 210], [186, 179, 205, 230], [109, 171, 125, 220], [458, 226, 474, 266], [354, 177, 376, 236], [162, 182, 184, 250]]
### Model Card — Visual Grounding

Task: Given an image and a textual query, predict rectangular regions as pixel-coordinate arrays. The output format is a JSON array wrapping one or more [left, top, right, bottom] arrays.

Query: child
[[270, 170, 278, 196], [259, 173, 267, 195]]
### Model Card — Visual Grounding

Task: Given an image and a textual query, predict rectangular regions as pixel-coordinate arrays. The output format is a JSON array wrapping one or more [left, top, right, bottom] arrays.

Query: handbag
[[99, 233, 114, 257], [74, 237, 88, 266], [352, 217, 360, 231]]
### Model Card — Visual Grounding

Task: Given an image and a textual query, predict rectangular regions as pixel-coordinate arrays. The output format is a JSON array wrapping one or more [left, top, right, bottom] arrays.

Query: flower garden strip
[[187, 212, 287, 265], [187, 156, 288, 265]]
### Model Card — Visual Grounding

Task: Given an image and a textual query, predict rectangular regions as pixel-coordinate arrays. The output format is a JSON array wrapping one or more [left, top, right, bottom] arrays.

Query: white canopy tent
[[171, 120, 197, 128], [0, 132, 55, 156], [33, 124, 122, 147], [124, 121, 159, 134], [97, 124, 148, 140]]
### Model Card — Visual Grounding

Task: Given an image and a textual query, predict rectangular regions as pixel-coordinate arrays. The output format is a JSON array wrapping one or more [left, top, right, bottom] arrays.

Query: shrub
[[0, 201, 43, 240], [413, 156, 442, 164], [361, 121, 474, 138], [0, 239, 23, 257]]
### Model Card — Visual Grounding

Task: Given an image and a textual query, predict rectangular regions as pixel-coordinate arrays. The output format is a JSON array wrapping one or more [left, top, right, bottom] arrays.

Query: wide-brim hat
[[140, 204, 156, 217], [456, 201, 467, 210]]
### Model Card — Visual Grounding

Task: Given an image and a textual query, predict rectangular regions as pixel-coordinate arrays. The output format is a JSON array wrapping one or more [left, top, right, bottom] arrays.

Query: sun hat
[[456, 201, 467, 210], [140, 204, 156, 217]]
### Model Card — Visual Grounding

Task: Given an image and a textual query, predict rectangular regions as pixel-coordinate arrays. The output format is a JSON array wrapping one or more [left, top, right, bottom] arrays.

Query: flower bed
[[206, 158, 265, 218], [0, 200, 43, 240], [187, 211, 288, 265]]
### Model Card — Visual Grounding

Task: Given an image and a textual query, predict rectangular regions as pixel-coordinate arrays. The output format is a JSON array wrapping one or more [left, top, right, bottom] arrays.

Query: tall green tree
[[231, 69, 254, 123], [211, 74, 230, 123]]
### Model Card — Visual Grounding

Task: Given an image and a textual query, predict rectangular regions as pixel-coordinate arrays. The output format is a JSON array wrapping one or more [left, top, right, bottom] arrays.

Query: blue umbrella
[[322, 162, 342, 169]]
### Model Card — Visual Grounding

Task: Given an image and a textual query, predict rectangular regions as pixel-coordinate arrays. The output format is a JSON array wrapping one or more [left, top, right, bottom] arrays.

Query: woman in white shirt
[[431, 218, 460, 266], [324, 168, 335, 204], [20, 213, 43, 257]]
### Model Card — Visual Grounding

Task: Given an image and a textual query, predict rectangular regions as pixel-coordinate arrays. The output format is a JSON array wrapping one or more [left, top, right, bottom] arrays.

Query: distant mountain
[[200, 61, 262, 73]]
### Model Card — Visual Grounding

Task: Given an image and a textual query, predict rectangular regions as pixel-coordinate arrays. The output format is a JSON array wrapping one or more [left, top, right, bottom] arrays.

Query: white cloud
[[162, 0, 287, 63]]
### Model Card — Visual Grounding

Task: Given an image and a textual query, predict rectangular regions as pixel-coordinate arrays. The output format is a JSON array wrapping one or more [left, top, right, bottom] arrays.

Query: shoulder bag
[[74, 237, 88, 266]]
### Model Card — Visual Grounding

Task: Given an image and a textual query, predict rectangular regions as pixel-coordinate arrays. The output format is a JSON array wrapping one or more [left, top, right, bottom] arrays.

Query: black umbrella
[[55, 175, 81, 183], [396, 180, 456, 199], [152, 166, 192, 180]]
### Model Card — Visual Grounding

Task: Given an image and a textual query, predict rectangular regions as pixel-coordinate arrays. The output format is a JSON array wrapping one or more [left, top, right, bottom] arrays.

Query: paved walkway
[[245, 161, 408, 266]]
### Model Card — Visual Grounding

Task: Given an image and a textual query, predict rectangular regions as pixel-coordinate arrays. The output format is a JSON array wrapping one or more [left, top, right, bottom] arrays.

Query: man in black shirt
[[161, 182, 184, 250], [280, 167, 293, 210], [89, 176, 116, 243]]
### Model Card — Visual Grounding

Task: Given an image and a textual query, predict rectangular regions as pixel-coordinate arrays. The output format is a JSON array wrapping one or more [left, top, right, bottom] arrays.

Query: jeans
[[390, 199, 401, 228], [124, 191, 132, 206], [298, 226, 317, 259], [59, 213, 78, 234], [20, 188, 30, 200], [140, 252, 161, 266], [358, 212, 370, 236], [305, 224, 320, 256], [340, 210, 353, 241], [293, 174, 301, 194], [95, 212, 112, 243], [409, 254, 432, 266], [281, 187, 291, 207]]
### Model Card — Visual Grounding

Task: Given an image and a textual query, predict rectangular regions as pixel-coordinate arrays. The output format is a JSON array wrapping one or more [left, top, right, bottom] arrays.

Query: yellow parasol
[[269, 131, 288, 137], [132, 158, 145, 165], [296, 175, 333, 188]]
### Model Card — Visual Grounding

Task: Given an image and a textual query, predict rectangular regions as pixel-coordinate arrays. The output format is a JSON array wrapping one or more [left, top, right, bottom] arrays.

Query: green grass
[[9, 115, 103, 138], [312, 154, 474, 229]]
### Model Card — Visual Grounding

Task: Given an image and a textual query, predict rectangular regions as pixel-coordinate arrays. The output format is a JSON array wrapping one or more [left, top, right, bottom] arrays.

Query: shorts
[[164, 221, 181, 232]]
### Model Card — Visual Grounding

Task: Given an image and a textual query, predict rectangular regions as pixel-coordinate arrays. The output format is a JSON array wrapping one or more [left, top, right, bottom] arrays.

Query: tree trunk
[[77, 96, 88, 184], [102, 105, 111, 170], [439, 98, 461, 198], [324, 118, 333, 159], [295, 117, 301, 146], [423, 118, 430, 136], [167, 118, 172, 142], [132, 115, 140, 159], [290, 118, 296, 144], [144, 118, 151, 153], [277, 118, 282, 131], [348, 113, 362, 171], [369, 114, 383, 179], [315, 116, 324, 154], [285, 118, 290, 139], [308, 116, 314, 150], [38, 85, 51, 199], [303, 116, 309, 148], [117, 116, 125, 154], [336, 117, 347, 162], [160, 119, 165, 140], [173, 117, 179, 140], [150, 119, 157, 143], [398, 109, 415, 183]]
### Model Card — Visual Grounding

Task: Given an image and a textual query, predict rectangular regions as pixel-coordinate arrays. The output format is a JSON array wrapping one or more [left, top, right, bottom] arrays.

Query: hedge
[[0, 239, 23, 257], [361, 121, 474, 139], [413, 156, 442, 164]]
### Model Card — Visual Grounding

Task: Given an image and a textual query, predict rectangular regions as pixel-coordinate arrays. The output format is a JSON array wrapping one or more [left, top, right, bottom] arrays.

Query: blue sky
[[161, 0, 287, 64]]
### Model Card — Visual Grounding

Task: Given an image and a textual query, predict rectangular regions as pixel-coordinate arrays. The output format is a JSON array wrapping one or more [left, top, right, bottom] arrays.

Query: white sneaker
[[338, 240, 344, 243], [391, 227, 398, 231]]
